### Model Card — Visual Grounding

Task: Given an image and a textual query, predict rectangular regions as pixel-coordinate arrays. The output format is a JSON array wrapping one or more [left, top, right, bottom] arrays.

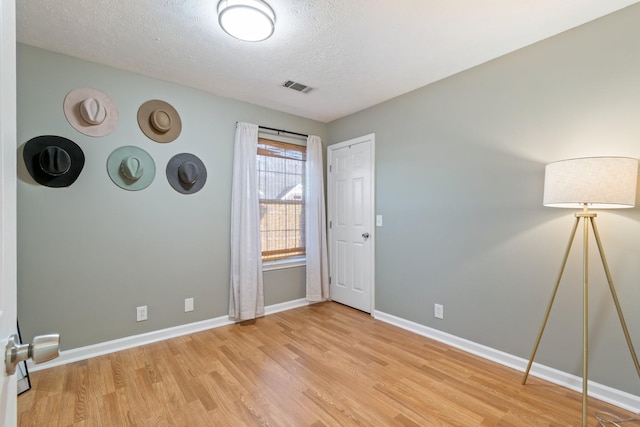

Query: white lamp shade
[[543, 157, 638, 208], [218, 0, 275, 42]]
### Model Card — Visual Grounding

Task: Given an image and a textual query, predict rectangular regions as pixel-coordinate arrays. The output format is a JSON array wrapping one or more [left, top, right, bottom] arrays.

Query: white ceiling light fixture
[[217, 0, 276, 42]]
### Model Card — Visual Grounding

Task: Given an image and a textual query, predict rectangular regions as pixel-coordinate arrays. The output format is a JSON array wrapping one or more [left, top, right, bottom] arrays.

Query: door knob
[[362, 232, 370, 240], [5, 333, 60, 375]]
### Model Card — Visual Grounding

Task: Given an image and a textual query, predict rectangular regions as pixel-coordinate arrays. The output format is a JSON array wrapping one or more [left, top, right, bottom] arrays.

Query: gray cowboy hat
[[166, 153, 207, 194]]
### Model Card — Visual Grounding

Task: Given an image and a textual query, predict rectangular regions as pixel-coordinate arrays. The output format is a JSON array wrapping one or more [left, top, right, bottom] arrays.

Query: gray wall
[[328, 4, 640, 395], [17, 44, 325, 350]]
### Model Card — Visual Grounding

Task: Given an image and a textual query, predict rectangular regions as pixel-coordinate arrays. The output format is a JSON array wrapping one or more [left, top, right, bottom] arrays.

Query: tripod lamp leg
[[590, 217, 640, 379], [522, 216, 581, 385]]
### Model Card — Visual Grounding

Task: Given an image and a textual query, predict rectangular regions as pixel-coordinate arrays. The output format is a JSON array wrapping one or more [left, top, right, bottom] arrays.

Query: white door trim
[[327, 133, 375, 313], [1, 0, 18, 425]]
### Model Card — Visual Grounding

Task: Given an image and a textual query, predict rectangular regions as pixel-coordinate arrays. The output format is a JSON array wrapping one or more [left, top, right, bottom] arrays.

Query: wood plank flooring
[[18, 302, 638, 426]]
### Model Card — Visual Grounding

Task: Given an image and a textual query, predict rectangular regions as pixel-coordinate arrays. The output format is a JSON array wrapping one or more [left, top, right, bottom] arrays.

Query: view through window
[[257, 138, 306, 262]]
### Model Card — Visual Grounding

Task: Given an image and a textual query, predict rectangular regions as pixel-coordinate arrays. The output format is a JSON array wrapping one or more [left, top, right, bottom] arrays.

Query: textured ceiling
[[16, 0, 640, 123]]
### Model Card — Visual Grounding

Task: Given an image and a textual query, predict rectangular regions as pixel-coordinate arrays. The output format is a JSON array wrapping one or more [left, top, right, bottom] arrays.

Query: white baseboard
[[373, 309, 640, 414], [28, 298, 310, 372]]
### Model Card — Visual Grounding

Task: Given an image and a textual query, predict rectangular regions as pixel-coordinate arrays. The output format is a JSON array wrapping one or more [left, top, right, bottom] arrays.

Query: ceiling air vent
[[282, 80, 313, 94]]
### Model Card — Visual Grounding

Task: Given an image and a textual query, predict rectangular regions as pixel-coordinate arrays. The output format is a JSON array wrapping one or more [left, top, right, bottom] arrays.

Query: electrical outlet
[[136, 305, 147, 322], [185, 297, 194, 312], [434, 304, 444, 320]]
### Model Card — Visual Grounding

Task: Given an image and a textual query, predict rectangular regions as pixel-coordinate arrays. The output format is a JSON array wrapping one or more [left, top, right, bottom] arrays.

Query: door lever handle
[[362, 232, 370, 240], [5, 333, 60, 375]]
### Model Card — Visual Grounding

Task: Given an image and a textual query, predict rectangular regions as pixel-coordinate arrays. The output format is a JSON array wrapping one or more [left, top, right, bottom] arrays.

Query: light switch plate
[[434, 304, 444, 320]]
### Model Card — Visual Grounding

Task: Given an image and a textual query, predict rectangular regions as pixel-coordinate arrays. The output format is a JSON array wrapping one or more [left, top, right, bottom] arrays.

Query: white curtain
[[229, 122, 264, 321], [305, 135, 330, 302]]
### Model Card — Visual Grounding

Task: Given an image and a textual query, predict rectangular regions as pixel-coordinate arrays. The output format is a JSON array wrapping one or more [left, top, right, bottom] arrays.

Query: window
[[257, 138, 306, 262]]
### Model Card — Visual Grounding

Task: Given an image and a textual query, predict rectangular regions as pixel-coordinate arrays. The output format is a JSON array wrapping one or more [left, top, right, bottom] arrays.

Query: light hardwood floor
[[18, 302, 638, 426]]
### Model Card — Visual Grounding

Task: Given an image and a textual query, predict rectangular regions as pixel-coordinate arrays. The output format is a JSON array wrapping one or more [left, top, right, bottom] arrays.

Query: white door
[[0, 0, 18, 425], [328, 134, 375, 313]]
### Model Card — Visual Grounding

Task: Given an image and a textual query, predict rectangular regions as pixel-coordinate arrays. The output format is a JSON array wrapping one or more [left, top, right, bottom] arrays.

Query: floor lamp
[[522, 156, 640, 427]]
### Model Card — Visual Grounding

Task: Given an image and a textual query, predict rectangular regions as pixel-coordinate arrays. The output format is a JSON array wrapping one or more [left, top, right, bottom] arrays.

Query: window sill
[[263, 257, 306, 271]]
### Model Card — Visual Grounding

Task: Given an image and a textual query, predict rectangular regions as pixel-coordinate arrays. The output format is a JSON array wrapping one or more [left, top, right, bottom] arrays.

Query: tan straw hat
[[64, 87, 119, 137], [137, 99, 182, 143]]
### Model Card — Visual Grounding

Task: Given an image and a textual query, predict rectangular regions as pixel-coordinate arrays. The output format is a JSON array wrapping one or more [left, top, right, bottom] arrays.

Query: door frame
[[327, 133, 376, 314], [1, 0, 18, 425]]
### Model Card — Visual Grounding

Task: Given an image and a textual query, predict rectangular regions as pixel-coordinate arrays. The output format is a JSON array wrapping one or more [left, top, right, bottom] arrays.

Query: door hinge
[[329, 164, 332, 173], [329, 220, 332, 229], [329, 276, 332, 284]]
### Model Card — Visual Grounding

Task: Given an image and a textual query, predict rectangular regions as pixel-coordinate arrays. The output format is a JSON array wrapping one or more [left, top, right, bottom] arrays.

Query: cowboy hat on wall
[[137, 99, 182, 143], [23, 135, 85, 188], [107, 146, 156, 191], [64, 87, 119, 137], [166, 153, 207, 194]]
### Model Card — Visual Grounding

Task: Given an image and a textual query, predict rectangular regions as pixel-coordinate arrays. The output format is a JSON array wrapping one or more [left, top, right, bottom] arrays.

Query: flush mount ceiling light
[[217, 0, 276, 42]]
